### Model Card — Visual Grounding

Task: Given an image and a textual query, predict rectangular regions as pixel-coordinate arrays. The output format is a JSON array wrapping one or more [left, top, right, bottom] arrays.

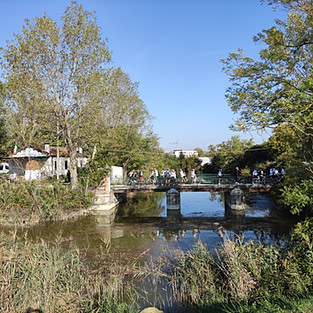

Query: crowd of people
[[127, 165, 286, 186], [234, 165, 285, 184], [216, 165, 286, 184], [127, 168, 198, 186]]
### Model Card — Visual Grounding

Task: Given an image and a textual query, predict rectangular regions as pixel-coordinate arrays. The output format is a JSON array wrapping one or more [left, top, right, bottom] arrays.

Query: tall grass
[[137, 220, 313, 312], [0, 232, 139, 313]]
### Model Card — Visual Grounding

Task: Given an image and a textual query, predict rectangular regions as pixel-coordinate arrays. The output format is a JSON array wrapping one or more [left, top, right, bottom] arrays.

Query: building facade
[[4, 145, 88, 181]]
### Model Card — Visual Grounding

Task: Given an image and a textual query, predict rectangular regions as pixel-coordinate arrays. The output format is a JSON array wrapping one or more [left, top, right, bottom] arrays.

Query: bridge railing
[[112, 173, 277, 187]]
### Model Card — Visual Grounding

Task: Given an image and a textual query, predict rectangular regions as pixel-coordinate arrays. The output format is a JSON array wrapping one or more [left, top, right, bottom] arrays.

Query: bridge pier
[[225, 186, 245, 212], [166, 188, 181, 211]]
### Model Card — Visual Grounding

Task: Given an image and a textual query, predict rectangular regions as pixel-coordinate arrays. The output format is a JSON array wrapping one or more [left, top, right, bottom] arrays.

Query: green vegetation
[[1, 221, 313, 313], [0, 232, 139, 313], [138, 218, 313, 312], [0, 180, 93, 224], [0, 1, 159, 190], [221, 0, 313, 214], [1, 0, 313, 312]]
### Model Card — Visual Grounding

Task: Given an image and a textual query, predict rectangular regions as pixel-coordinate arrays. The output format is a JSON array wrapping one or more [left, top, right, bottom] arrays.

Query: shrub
[[0, 180, 93, 223]]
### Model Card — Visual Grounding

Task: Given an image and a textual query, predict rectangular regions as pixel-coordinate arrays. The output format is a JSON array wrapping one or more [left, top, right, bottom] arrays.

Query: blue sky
[[0, 0, 286, 151]]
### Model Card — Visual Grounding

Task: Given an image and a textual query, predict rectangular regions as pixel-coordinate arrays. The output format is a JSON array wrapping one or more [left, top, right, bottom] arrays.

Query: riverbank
[[0, 231, 139, 313], [0, 180, 118, 227], [2, 217, 313, 313]]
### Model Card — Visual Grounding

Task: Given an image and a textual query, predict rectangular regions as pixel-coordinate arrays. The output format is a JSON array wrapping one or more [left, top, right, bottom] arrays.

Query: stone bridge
[[111, 182, 271, 213]]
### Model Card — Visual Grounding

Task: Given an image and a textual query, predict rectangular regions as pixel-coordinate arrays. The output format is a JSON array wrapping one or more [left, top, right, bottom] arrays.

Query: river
[[0, 191, 297, 312], [3, 191, 295, 263]]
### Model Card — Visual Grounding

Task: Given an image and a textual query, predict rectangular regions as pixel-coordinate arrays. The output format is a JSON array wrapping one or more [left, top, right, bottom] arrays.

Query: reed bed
[[0, 231, 139, 313], [137, 219, 313, 312]]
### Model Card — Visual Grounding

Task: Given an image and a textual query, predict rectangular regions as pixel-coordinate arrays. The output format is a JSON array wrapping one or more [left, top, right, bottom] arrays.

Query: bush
[[282, 179, 313, 215], [0, 180, 93, 223]]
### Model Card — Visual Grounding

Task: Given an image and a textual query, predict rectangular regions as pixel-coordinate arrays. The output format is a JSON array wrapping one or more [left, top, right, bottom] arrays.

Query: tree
[[207, 144, 218, 158], [211, 136, 254, 172], [1, 2, 111, 189], [194, 147, 204, 157], [89, 68, 160, 172], [221, 0, 313, 172], [0, 82, 7, 156]]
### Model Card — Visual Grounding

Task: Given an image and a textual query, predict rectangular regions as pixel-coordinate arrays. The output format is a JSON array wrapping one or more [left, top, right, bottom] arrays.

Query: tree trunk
[[69, 149, 78, 190]]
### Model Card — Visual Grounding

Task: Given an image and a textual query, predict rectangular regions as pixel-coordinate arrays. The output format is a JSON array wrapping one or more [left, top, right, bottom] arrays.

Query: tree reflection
[[118, 192, 165, 217]]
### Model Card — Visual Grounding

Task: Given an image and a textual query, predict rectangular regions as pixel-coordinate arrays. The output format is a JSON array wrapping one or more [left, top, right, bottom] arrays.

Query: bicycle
[[252, 175, 265, 185]]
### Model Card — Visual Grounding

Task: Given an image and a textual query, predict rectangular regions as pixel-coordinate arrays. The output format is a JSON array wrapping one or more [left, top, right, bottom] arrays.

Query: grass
[[136, 220, 313, 312], [0, 231, 139, 313]]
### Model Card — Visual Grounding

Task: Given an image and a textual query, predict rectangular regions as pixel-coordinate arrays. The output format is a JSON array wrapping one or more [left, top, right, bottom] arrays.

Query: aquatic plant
[[0, 232, 139, 313], [137, 221, 313, 311]]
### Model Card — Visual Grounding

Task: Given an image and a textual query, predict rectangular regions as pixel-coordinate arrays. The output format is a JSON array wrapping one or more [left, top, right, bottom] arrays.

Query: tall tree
[[90, 68, 159, 171], [0, 2, 111, 189], [221, 0, 313, 172], [0, 82, 7, 156]]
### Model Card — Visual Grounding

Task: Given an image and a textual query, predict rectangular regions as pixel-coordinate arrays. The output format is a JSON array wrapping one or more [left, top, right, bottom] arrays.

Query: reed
[[137, 221, 313, 311], [0, 232, 139, 313]]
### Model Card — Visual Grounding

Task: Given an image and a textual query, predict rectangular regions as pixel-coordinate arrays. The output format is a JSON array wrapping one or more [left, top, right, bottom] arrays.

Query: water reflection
[[118, 191, 278, 219], [0, 191, 295, 264]]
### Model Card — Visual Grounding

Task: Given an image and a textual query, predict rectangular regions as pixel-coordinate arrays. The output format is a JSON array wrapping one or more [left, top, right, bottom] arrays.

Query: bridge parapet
[[112, 182, 271, 194]]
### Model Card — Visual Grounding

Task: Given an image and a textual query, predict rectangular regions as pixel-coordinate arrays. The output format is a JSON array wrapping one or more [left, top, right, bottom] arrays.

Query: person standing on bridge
[[149, 170, 156, 185], [217, 169, 222, 185], [165, 169, 171, 186], [234, 166, 241, 182], [190, 169, 197, 183], [154, 168, 159, 184], [171, 169, 177, 185], [139, 169, 144, 186], [179, 169, 187, 183]]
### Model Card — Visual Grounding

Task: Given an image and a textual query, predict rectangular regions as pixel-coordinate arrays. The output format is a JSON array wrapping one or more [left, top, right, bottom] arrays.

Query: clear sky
[[0, 0, 286, 151]]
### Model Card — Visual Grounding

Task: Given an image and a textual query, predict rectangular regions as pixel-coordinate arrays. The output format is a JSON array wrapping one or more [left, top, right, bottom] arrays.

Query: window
[[65, 160, 68, 170]]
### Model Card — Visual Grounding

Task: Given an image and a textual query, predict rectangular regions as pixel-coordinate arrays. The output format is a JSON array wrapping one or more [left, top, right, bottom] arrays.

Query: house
[[3, 144, 88, 181]]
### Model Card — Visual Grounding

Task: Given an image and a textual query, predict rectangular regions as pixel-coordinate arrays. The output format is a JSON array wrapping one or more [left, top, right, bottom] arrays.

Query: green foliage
[[282, 179, 313, 215], [222, 0, 313, 176], [77, 157, 110, 188], [88, 68, 160, 173], [176, 153, 202, 174], [0, 2, 159, 189], [210, 136, 254, 172], [0, 180, 93, 222], [288, 218, 313, 281]]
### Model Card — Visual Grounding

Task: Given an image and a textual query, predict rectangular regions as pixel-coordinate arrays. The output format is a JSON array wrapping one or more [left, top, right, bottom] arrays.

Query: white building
[[172, 149, 199, 158], [4, 145, 88, 181]]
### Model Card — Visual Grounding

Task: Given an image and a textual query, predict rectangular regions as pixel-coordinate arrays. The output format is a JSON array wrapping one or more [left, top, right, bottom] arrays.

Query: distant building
[[172, 149, 199, 158]]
